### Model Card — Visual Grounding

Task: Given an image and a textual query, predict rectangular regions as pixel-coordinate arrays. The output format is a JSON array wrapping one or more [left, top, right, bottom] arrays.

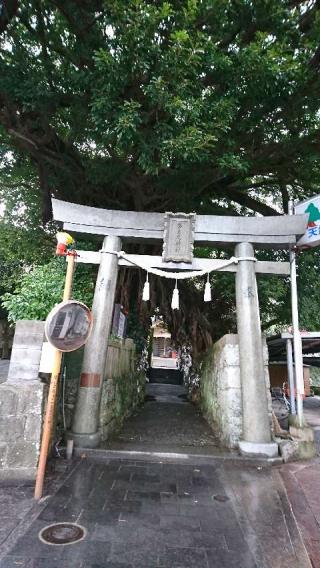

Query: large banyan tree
[[1, 0, 320, 352]]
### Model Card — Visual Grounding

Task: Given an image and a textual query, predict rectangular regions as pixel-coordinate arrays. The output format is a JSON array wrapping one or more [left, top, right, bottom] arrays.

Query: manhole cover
[[39, 523, 86, 546], [213, 494, 229, 503]]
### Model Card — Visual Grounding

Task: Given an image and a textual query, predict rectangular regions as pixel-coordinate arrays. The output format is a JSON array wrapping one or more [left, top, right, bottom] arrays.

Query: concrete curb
[[272, 469, 313, 568], [72, 446, 284, 468]]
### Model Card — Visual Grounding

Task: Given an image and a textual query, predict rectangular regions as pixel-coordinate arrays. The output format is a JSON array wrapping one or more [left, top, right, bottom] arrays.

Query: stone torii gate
[[52, 199, 307, 458]]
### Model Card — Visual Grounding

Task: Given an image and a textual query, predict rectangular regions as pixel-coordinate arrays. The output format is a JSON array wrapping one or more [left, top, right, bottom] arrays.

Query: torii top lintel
[[52, 199, 307, 248]]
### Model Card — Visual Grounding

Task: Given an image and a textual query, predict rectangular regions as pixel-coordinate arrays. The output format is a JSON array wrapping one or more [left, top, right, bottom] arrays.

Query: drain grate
[[39, 523, 86, 546]]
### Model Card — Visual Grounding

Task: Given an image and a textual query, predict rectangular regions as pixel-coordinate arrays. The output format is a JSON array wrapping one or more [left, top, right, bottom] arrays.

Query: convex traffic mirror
[[45, 300, 93, 352]]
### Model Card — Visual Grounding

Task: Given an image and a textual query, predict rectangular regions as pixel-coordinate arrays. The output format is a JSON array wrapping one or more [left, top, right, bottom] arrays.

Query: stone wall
[[0, 321, 46, 479], [62, 338, 144, 442], [0, 320, 144, 479], [99, 338, 145, 441], [7, 321, 45, 381], [200, 334, 272, 449], [63, 338, 144, 441]]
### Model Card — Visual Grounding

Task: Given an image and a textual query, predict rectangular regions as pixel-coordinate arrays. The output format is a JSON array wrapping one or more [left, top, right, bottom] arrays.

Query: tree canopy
[[1, 0, 320, 351]]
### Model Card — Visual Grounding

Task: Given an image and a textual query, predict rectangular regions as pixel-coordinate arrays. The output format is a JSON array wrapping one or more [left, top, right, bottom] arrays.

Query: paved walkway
[[102, 384, 221, 455], [0, 456, 311, 568], [278, 397, 320, 568], [1, 385, 320, 567]]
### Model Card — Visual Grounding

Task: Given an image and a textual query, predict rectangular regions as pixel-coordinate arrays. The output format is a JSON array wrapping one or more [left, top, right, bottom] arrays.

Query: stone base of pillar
[[239, 440, 279, 458], [288, 422, 316, 460], [68, 431, 101, 449]]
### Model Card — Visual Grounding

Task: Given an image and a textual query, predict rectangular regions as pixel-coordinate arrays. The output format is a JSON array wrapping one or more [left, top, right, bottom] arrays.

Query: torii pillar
[[235, 242, 278, 458], [69, 235, 121, 448]]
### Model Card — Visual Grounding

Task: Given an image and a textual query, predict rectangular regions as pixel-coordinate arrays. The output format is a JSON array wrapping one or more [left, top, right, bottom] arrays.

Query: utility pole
[[288, 200, 305, 427]]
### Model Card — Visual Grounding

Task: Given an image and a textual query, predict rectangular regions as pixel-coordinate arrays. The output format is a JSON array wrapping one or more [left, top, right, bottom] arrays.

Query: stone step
[[148, 367, 183, 385]]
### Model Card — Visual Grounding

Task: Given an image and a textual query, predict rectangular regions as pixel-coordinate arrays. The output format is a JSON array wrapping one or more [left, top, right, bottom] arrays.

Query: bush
[[1, 257, 95, 322]]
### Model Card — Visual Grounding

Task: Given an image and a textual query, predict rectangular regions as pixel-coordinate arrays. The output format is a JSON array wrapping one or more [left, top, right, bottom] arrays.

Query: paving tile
[[280, 462, 320, 566], [160, 514, 200, 531], [159, 546, 209, 567], [74, 495, 106, 511], [37, 505, 74, 523], [160, 482, 177, 493], [159, 528, 226, 551], [103, 470, 132, 482], [103, 488, 128, 504], [178, 503, 216, 517], [0, 518, 22, 545], [78, 508, 119, 525], [27, 558, 83, 568], [85, 564, 133, 568], [110, 500, 142, 514], [126, 490, 160, 502], [18, 519, 54, 542], [120, 460, 146, 466], [196, 531, 227, 549], [56, 484, 92, 500], [59, 540, 112, 564], [36, 493, 68, 512], [118, 465, 148, 475], [223, 527, 252, 554], [110, 540, 160, 566], [294, 512, 320, 541], [160, 492, 178, 504], [192, 476, 223, 491], [91, 523, 172, 547], [206, 547, 258, 568], [131, 472, 160, 483], [0, 455, 312, 568], [8, 537, 63, 559], [119, 510, 160, 527], [157, 503, 180, 515], [62, 499, 84, 519], [176, 492, 197, 505], [90, 523, 138, 543], [113, 479, 161, 493], [0, 557, 29, 568], [158, 529, 200, 549], [0, 503, 32, 520], [147, 464, 164, 474]]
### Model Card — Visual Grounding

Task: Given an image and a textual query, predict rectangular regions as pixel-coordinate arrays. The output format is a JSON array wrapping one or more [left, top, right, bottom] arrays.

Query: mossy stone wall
[[63, 338, 145, 442]]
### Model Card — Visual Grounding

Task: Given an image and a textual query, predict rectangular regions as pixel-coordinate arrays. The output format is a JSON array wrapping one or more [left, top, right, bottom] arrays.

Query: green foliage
[[126, 308, 149, 353], [1, 1, 320, 348], [1, 1, 320, 214], [2, 257, 95, 322], [310, 367, 320, 388]]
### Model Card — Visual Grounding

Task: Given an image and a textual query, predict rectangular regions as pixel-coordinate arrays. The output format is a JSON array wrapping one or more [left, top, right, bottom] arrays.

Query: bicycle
[[271, 384, 291, 412]]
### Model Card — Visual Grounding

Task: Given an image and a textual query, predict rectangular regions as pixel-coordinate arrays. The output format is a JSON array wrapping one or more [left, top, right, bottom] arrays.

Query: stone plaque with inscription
[[162, 212, 196, 263]]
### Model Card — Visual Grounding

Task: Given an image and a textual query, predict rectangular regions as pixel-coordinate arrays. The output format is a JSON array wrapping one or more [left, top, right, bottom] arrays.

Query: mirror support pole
[[34, 253, 76, 500]]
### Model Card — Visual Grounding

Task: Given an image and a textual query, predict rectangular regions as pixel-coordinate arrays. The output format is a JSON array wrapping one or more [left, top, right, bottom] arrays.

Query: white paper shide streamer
[[171, 280, 179, 310], [204, 273, 212, 302], [142, 272, 150, 301], [109, 251, 253, 310]]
